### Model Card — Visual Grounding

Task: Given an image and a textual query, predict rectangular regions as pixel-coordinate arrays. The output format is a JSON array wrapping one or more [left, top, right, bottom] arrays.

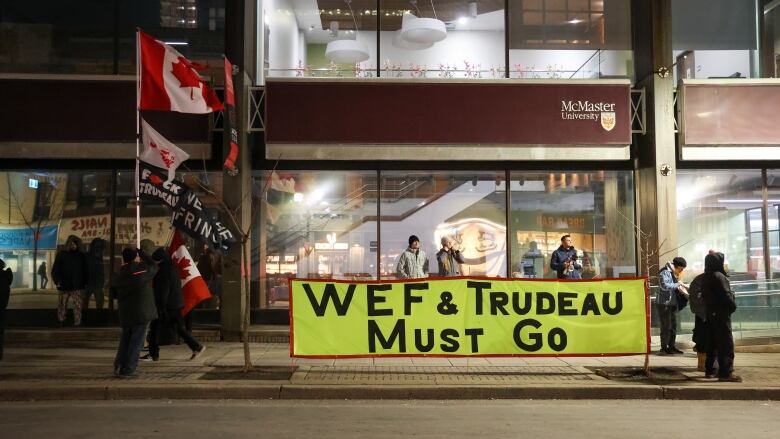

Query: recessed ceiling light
[[568, 18, 583, 24], [458, 17, 468, 25]]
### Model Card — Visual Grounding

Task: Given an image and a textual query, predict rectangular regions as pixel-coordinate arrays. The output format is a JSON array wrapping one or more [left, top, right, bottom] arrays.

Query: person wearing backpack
[[701, 252, 740, 382], [688, 268, 711, 373]]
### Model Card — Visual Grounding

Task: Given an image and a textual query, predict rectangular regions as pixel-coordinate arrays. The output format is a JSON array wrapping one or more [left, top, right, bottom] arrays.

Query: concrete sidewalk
[[1, 341, 779, 401]]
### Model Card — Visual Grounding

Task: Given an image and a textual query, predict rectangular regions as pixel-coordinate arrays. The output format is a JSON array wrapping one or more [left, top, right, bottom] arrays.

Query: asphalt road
[[0, 400, 778, 439]]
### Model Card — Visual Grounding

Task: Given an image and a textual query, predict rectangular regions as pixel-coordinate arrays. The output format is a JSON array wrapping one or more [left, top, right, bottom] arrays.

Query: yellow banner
[[290, 278, 649, 357]]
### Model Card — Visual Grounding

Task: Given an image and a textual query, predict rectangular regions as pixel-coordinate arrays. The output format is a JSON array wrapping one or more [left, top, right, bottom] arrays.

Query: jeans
[[657, 304, 677, 350], [40, 275, 48, 289], [148, 312, 202, 359], [114, 323, 147, 375]]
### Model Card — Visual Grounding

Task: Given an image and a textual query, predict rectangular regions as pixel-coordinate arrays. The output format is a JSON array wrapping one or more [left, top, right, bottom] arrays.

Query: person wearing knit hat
[[396, 235, 429, 279]]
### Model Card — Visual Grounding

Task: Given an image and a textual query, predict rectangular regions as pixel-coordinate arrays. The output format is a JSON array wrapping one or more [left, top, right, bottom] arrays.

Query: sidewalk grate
[[297, 366, 594, 384]]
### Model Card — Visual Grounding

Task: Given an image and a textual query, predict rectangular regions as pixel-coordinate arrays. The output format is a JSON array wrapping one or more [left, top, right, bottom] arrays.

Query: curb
[[3, 383, 779, 401]]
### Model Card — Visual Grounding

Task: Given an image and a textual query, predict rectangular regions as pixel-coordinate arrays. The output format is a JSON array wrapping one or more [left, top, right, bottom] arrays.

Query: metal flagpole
[[135, 29, 142, 249]]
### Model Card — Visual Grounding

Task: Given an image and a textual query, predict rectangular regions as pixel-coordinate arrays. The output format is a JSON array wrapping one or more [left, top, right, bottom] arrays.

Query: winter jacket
[[436, 249, 465, 277], [550, 246, 582, 279], [51, 236, 88, 291], [701, 253, 737, 322], [86, 238, 106, 290], [396, 248, 429, 279], [152, 250, 184, 312], [656, 262, 683, 307], [0, 264, 12, 311], [111, 251, 158, 327]]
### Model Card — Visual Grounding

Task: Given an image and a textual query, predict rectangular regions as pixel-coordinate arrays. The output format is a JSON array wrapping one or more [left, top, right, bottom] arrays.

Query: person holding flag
[[141, 246, 206, 362]]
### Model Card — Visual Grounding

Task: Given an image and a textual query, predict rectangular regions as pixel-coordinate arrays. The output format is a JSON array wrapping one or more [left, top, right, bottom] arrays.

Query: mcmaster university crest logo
[[600, 112, 616, 131], [561, 100, 617, 132]]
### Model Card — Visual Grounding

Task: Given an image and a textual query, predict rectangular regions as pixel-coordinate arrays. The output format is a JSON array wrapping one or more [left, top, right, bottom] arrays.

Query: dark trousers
[[83, 287, 104, 310], [657, 304, 677, 349], [0, 309, 5, 361], [148, 312, 201, 359], [40, 275, 48, 289], [114, 323, 147, 375], [708, 318, 735, 378]]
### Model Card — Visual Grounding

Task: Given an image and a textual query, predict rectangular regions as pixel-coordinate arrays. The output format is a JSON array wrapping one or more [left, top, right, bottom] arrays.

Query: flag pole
[[135, 29, 142, 250]]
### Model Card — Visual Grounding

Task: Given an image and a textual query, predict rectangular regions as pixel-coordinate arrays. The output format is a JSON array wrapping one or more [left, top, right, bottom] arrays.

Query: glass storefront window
[[769, 170, 780, 280], [676, 170, 765, 281], [0, 171, 112, 320], [379, 1, 506, 79], [0, 1, 225, 76], [254, 171, 379, 309], [672, 0, 760, 80], [509, 171, 635, 279], [507, 0, 633, 79], [380, 172, 507, 278]]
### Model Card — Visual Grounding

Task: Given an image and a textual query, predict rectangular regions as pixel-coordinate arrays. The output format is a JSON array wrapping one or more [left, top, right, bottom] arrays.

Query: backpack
[[688, 275, 706, 320]]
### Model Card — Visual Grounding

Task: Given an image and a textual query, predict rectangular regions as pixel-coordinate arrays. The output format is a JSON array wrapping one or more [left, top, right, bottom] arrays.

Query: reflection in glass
[[380, 172, 507, 278], [509, 171, 635, 279], [254, 171, 379, 309]]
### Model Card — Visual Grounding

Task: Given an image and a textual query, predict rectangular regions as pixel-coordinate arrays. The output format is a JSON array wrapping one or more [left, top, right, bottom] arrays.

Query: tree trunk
[[241, 238, 252, 372]]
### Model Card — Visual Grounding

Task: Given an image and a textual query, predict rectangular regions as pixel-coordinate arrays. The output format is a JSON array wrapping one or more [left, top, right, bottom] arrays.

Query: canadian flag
[[168, 231, 212, 316], [140, 119, 189, 182], [139, 31, 223, 113]]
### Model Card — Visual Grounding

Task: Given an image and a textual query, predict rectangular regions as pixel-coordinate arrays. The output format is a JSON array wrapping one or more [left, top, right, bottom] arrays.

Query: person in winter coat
[[396, 235, 429, 279], [111, 248, 158, 378], [141, 248, 205, 362], [83, 238, 106, 310], [0, 259, 13, 361], [51, 235, 88, 326], [550, 235, 582, 279], [436, 235, 465, 277], [656, 257, 688, 355], [702, 252, 741, 382]]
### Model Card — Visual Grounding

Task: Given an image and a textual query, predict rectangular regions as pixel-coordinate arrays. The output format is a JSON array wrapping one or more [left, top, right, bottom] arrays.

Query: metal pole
[[135, 30, 142, 249]]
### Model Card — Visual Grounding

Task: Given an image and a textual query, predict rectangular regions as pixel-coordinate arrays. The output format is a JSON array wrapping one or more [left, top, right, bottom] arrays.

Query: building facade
[[1, 0, 778, 339]]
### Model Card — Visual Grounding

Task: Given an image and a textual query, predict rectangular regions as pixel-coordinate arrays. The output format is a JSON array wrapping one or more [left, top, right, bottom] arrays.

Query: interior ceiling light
[[401, 1, 446, 44], [392, 27, 434, 50], [325, 0, 369, 63]]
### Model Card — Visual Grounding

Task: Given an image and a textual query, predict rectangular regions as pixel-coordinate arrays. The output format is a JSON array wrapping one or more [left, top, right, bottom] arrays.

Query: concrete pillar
[[632, 0, 678, 279], [221, 0, 256, 339]]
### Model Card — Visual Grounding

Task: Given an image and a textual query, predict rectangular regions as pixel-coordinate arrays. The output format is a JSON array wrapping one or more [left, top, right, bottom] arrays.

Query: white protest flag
[[140, 118, 190, 183]]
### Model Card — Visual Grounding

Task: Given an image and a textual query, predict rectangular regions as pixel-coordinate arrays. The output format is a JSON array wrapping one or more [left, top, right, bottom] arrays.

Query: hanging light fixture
[[401, 0, 446, 44], [325, 0, 370, 64], [392, 15, 434, 50]]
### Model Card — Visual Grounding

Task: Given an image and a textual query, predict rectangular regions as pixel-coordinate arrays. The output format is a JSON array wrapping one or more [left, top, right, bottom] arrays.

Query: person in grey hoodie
[[396, 235, 429, 279]]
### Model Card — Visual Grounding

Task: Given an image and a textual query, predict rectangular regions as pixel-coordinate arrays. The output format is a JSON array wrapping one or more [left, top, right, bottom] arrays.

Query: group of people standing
[[49, 235, 106, 327], [396, 235, 466, 279], [656, 253, 741, 382], [111, 247, 205, 378]]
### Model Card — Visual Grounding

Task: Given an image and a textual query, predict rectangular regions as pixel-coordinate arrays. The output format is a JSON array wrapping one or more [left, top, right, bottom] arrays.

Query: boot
[[697, 352, 706, 372]]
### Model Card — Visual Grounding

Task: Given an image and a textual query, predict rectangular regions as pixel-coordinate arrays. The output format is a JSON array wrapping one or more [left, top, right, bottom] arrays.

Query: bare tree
[[0, 173, 66, 291], [186, 158, 279, 372]]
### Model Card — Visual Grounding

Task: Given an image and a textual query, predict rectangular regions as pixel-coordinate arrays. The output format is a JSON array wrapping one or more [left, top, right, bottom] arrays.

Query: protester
[[687, 269, 710, 373], [37, 261, 48, 289], [111, 248, 158, 378], [83, 238, 106, 310], [141, 248, 206, 362], [0, 259, 12, 361], [52, 235, 88, 326], [396, 235, 429, 279], [702, 252, 741, 382], [550, 234, 582, 279], [436, 236, 465, 277], [656, 257, 689, 355]]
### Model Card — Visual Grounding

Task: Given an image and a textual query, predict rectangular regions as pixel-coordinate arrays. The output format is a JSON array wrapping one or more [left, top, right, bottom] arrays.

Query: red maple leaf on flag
[[171, 56, 203, 99], [173, 255, 192, 280]]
